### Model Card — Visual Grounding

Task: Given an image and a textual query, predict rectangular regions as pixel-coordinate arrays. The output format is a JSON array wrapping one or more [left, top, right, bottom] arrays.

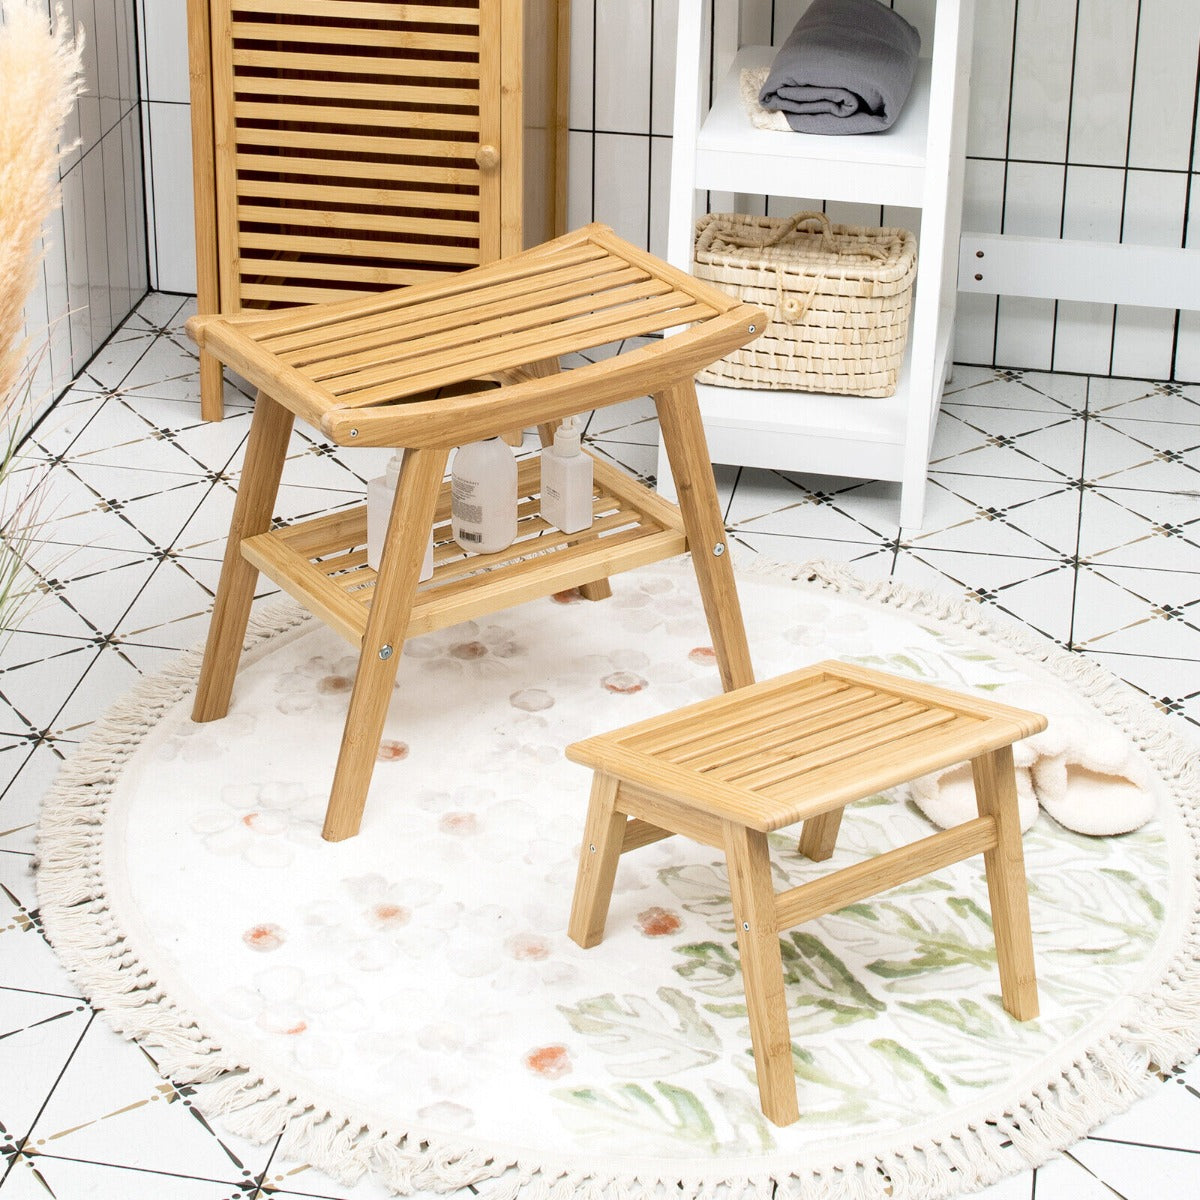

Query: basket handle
[[714, 210, 835, 251], [718, 210, 889, 262]]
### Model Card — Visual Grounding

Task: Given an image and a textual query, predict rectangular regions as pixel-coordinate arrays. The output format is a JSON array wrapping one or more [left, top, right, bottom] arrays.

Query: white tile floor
[[2, 292, 1199, 1198]]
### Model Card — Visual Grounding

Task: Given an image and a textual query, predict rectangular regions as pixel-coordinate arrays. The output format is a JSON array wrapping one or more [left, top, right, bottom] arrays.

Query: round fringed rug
[[36, 559, 1200, 1200]]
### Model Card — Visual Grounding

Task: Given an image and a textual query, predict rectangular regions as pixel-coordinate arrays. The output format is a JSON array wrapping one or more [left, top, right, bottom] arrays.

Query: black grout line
[[1110, 0, 1145, 379], [16, 1150, 265, 1193], [994, 0, 1022, 370], [1048, 0, 1084, 374], [0, 983, 85, 1003], [966, 155, 1195, 174], [647, 0, 656, 251], [1169, 39, 1200, 382], [0, 1010, 98, 1191], [1086, 1136, 1200, 1155]]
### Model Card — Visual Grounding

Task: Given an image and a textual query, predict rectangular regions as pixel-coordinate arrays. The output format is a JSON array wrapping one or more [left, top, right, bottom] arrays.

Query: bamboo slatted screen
[[188, 0, 565, 418], [211, 0, 500, 309]]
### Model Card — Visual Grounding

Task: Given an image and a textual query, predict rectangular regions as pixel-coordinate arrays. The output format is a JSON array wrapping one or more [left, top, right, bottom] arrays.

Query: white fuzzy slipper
[[991, 679, 1159, 836], [909, 757, 1039, 833], [907, 678, 1157, 837], [1028, 711, 1158, 835]]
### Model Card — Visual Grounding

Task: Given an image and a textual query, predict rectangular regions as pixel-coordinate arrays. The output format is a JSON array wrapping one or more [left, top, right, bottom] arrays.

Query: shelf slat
[[242, 455, 688, 647]]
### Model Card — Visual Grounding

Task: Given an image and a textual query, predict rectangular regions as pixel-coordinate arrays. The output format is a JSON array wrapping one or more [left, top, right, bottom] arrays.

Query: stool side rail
[[773, 815, 999, 930]]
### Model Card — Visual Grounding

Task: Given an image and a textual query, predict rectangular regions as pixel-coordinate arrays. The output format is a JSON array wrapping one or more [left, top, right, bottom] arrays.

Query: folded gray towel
[[758, 0, 921, 135]]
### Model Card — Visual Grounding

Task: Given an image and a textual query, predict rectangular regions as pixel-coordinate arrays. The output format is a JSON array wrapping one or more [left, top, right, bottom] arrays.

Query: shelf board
[[241, 455, 687, 646], [680, 326, 952, 486], [695, 46, 931, 207]]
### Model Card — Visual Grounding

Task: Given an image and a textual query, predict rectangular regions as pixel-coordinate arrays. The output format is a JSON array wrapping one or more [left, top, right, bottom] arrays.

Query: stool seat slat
[[730, 701, 951, 774], [676, 689, 904, 770], [716, 700, 946, 788], [307, 279, 681, 388], [270, 263, 646, 365], [331, 298, 716, 409], [224, 240, 609, 340], [626, 677, 852, 758], [746, 712, 975, 805]]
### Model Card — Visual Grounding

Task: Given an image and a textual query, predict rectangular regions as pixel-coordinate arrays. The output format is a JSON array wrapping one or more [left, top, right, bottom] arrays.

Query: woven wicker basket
[[693, 211, 917, 397]]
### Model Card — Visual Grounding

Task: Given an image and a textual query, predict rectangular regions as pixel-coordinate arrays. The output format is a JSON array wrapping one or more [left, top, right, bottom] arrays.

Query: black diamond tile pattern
[[1, 301, 1199, 1199]]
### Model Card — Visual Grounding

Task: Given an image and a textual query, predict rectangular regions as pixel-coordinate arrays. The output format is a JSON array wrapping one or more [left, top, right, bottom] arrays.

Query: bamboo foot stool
[[566, 660, 1046, 1126], [186, 224, 765, 842]]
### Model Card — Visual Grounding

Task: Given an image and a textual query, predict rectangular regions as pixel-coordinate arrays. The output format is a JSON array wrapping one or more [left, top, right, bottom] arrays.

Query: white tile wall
[[18, 0, 147, 422], [143, 101, 197, 293], [964, 0, 1200, 379], [1053, 166, 1123, 375], [45, 0, 1200, 385], [136, 0, 195, 293]]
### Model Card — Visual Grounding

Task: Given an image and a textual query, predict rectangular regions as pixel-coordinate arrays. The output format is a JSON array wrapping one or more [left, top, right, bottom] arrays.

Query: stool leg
[[724, 821, 799, 1125], [567, 772, 627, 948], [797, 807, 845, 862], [972, 746, 1039, 1021], [192, 391, 294, 723], [654, 378, 754, 692], [321, 446, 449, 842]]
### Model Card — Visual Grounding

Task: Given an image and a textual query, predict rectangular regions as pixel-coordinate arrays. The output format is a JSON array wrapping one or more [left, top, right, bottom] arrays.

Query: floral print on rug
[[109, 562, 1176, 1171]]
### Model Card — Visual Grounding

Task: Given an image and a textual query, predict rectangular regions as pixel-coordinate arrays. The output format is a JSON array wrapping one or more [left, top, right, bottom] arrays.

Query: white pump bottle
[[539, 417, 593, 534]]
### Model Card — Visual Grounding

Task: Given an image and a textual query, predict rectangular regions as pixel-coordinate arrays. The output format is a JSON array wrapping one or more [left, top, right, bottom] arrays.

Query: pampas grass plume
[[0, 0, 84, 636], [0, 0, 85, 399]]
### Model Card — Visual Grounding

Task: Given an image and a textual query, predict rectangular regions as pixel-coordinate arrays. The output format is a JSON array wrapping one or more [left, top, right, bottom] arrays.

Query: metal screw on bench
[[378, 645, 393, 660], [713, 542, 726, 556]]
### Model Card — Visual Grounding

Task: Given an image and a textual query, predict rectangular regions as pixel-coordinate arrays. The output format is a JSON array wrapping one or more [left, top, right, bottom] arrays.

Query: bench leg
[[973, 746, 1039, 1021], [724, 820, 799, 1126], [199, 351, 225, 422], [192, 391, 294, 723], [321, 446, 449, 842], [654, 378, 753, 692], [797, 807, 845, 862], [568, 772, 627, 948]]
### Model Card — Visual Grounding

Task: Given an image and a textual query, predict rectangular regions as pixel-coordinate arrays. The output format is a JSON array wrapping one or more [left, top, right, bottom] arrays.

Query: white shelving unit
[[660, 0, 975, 529]]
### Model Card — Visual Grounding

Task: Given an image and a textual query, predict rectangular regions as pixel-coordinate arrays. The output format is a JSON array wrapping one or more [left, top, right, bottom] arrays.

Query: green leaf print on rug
[[555, 1080, 776, 1154], [556, 988, 721, 1076], [863, 896, 1001, 980]]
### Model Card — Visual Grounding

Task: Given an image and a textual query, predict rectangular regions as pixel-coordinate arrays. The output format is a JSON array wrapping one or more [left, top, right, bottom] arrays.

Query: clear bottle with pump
[[451, 437, 517, 553], [539, 417, 593, 534], [366, 451, 434, 580]]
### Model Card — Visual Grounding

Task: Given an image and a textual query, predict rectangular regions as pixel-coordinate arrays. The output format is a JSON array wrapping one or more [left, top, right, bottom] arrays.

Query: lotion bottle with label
[[366, 451, 434, 579], [540, 417, 593, 534], [451, 437, 517, 553]]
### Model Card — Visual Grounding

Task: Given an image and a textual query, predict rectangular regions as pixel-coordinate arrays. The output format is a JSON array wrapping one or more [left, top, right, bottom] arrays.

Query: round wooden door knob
[[475, 144, 501, 170]]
